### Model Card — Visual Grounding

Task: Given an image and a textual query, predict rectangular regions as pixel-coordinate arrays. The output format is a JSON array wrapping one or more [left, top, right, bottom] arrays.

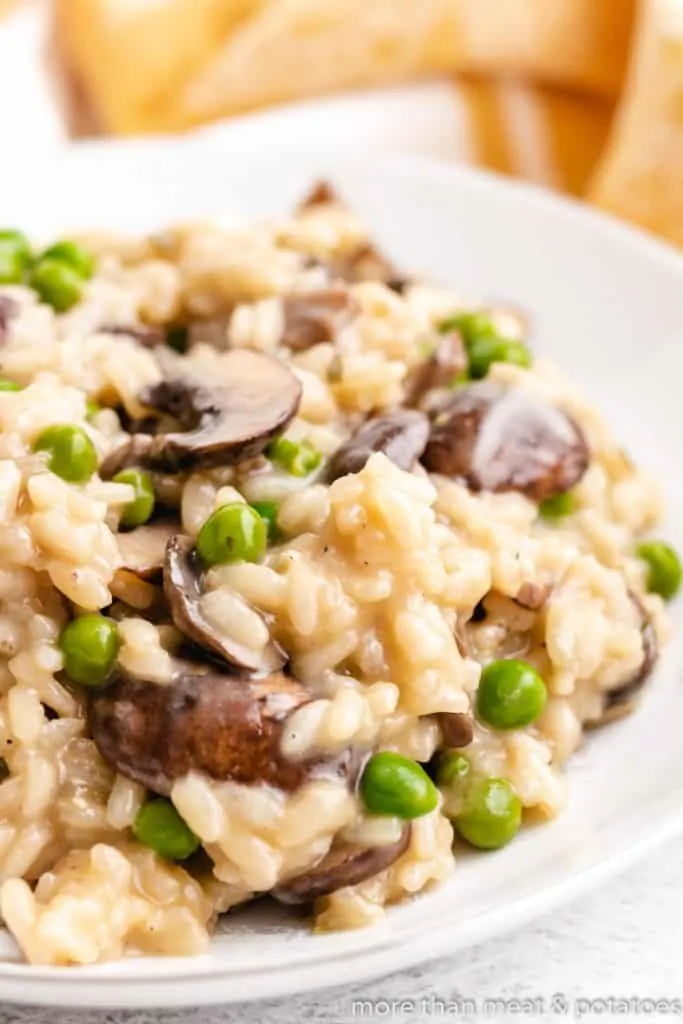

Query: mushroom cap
[[404, 332, 467, 408], [327, 242, 402, 288], [273, 826, 411, 905], [298, 180, 340, 210], [589, 594, 659, 727], [422, 381, 590, 501], [326, 409, 429, 483], [89, 661, 357, 795], [163, 534, 286, 673], [101, 350, 302, 475], [117, 520, 178, 582], [281, 288, 360, 353], [437, 712, 474, 748]]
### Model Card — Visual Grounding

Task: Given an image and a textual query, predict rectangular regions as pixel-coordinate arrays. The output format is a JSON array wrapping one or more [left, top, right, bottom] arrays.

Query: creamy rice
[[0, 185, 672, 965]]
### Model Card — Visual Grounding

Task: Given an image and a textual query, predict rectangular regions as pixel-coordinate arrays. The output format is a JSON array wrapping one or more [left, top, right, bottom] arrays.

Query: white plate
[[1, 143, 683, 1009]]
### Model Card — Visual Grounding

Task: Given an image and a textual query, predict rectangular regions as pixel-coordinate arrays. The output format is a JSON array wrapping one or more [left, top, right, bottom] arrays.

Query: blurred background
[[2, 0, 683, 247]]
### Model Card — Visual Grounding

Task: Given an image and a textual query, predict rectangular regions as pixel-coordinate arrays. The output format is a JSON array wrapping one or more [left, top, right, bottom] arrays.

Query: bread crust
[[590, 0, 683, 245], [52, 0, 635, 134]]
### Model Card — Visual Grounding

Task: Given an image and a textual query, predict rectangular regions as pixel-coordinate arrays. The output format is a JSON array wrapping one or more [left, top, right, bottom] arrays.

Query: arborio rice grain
[[0, 184, 673, 966]]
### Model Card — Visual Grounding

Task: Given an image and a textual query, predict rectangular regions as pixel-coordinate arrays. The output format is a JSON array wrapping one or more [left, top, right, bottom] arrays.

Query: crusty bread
[[590, 0, 683, 246], [54, 0, 265, 134], [53, 0, 634, 135], [457, 78, 613, 196]]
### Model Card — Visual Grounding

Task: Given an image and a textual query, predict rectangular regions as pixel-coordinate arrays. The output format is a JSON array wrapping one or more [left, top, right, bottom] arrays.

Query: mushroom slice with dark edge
[[422, 381, 590, 502], [163, 318, 235, 354], [297, 180, 341, 210], [0, 295, 18, 347], [273, 827, 411, 905], [437, 712, 474, 748], [513, 582, 551, 611], [116, 520, 178, 583], [326, 410, 429, 483], [587, 594, 659, 727], [100, 349, 302, 476], [89, 661, 358, 795], [296, 182, 409, 291], [328, 243, 408, 292], [185, 317, 233, 351], [281, 289, 360, 353], [164, 534, 285, 673], [404, 331, 467, 408]]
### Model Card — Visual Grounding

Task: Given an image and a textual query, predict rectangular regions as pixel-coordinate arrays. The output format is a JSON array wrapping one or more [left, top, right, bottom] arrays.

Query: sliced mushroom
[[513, 582, 551, 611], [0, 295, 18, 346], [281, 289, 360, 353], [116, 520, 178, 582], [437, 712, 474, 748], [186, 317, 233, 351], [328, 243, 406, 291], [326, 410, 429, 483], [588, 595, 659, 727], [273, 826, 411, 905], [89, 661, 358, 795], [453, 617, 473, 658], [100, 349, 302, 476], [404, 331, 467, 407], [298, 180, 340, 210], [422, 381, 590, 502], [164, 535, 285, 673]]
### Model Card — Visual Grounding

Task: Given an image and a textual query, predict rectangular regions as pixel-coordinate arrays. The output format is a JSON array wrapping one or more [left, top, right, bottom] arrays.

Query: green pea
[[476, 659, 547, 730], [267, 437, 322, 477], [113, 468, 155, 528], [360, 752, 439, 820], [456, 777, 522, 850], [40, 241, 94, 281], [637, 540, 682, 601], [539, 491, 575, 520], [435, 752, 471, 788], [196, 502, 267, 568], [440, 310, 531, 380], [439, 311, 494, 342], [33, 424, 98, 483], [0, 379, 21, 392], [133, 798, 200, 862], [467, 335, 531, 379], [29, 258, 85, 312], [0, 230, 32, 284], [250, 500, 281, 541], [59, 614, 119, 687]]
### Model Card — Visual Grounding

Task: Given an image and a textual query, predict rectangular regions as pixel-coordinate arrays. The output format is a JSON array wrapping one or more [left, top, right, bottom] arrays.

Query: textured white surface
[[1, 834, 683, 1022]]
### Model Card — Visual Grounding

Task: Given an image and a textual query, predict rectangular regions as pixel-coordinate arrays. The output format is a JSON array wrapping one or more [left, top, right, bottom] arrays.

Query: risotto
[[0, 184, 678, 966]]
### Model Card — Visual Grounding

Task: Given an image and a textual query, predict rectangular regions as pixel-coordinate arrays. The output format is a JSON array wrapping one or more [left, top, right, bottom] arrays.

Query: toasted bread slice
[[590, 0, 683, 245], [164, 0, 633, 131], [54, 0, 634, 134], [53, 0, 265, 134], [458, 78, 613, 196]]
